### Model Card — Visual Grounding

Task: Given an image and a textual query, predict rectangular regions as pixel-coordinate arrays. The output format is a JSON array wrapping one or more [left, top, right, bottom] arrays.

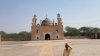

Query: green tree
[[79, 27, 91, 36], [2, 31, 31, 41], [18, 31, 31, 40], [79, 27, 100, 36], [65, 26, 80, 36], [90, 27, 100, 33]]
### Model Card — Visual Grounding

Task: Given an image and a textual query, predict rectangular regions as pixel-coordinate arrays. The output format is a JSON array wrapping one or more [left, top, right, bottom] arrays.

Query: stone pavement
[[0, 39, 100, 56]]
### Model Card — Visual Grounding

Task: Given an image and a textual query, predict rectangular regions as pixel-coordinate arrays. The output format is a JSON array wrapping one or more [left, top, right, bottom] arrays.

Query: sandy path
[[40, 41, 54, 56]]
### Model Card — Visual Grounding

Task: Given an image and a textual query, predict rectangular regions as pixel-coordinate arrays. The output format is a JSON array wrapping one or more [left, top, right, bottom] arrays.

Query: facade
[[31, 13, 64, 40]]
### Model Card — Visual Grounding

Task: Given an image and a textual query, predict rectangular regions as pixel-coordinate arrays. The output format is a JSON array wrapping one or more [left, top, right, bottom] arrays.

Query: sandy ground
[[0, 39, 100, 56]]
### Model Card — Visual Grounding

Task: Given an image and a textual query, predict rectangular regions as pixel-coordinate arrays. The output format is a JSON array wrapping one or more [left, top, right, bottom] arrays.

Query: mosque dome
[[42, 17, 53, 26]]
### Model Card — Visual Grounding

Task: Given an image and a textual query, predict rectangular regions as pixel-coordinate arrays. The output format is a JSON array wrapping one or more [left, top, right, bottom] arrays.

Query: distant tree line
[[64, 26, 100, 38], [0, 31, 31, 41], [0, 26, 100, 40]]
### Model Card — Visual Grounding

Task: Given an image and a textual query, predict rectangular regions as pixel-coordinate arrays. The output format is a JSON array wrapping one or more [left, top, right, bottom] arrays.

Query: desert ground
[[0, 39, 100, 56]]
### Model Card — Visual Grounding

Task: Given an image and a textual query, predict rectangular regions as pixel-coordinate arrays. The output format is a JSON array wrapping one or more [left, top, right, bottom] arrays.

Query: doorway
[[45, 34, 50, 40]]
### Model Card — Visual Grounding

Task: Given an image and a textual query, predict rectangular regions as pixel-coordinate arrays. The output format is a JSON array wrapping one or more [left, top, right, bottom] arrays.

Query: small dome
[[42, 17, 53, 26]]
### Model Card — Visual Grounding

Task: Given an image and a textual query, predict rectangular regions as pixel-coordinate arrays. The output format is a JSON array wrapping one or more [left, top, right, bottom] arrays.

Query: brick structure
[[31, 13, 64, 40], [91, 32, 100, 39]]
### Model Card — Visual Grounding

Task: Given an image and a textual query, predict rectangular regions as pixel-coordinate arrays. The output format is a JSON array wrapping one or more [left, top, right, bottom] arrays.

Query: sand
[[0, 39, 100, 56]]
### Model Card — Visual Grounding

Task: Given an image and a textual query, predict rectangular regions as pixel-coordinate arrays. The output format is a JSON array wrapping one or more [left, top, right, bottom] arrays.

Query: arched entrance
[[45, 34, 50, 40]]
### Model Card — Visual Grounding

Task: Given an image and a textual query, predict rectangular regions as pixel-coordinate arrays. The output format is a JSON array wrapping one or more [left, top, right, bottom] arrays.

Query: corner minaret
[[57, 13, 62, 26], [57, 13, 63, 38], [32, 14, 37, 26]]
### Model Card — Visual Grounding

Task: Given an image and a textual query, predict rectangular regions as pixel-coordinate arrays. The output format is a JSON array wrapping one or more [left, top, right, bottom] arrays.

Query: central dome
[[42, 17, 53, 26]]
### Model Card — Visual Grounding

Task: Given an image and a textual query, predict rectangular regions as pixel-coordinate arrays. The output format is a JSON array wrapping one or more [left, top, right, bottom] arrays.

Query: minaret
[[53, 19, 54, 26], [32, 14, 37, 26], [57, 13, 62, 26], [31, 14, 37, 40], [57, 13, 64, 39], [40, 20, 42, 25]]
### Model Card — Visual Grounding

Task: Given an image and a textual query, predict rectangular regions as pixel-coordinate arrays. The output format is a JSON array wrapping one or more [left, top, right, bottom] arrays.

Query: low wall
[[64, 36, 89, 39]]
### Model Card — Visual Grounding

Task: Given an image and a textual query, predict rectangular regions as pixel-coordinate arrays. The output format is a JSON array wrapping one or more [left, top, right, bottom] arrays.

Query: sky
[[0, 0, 100, 33]]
